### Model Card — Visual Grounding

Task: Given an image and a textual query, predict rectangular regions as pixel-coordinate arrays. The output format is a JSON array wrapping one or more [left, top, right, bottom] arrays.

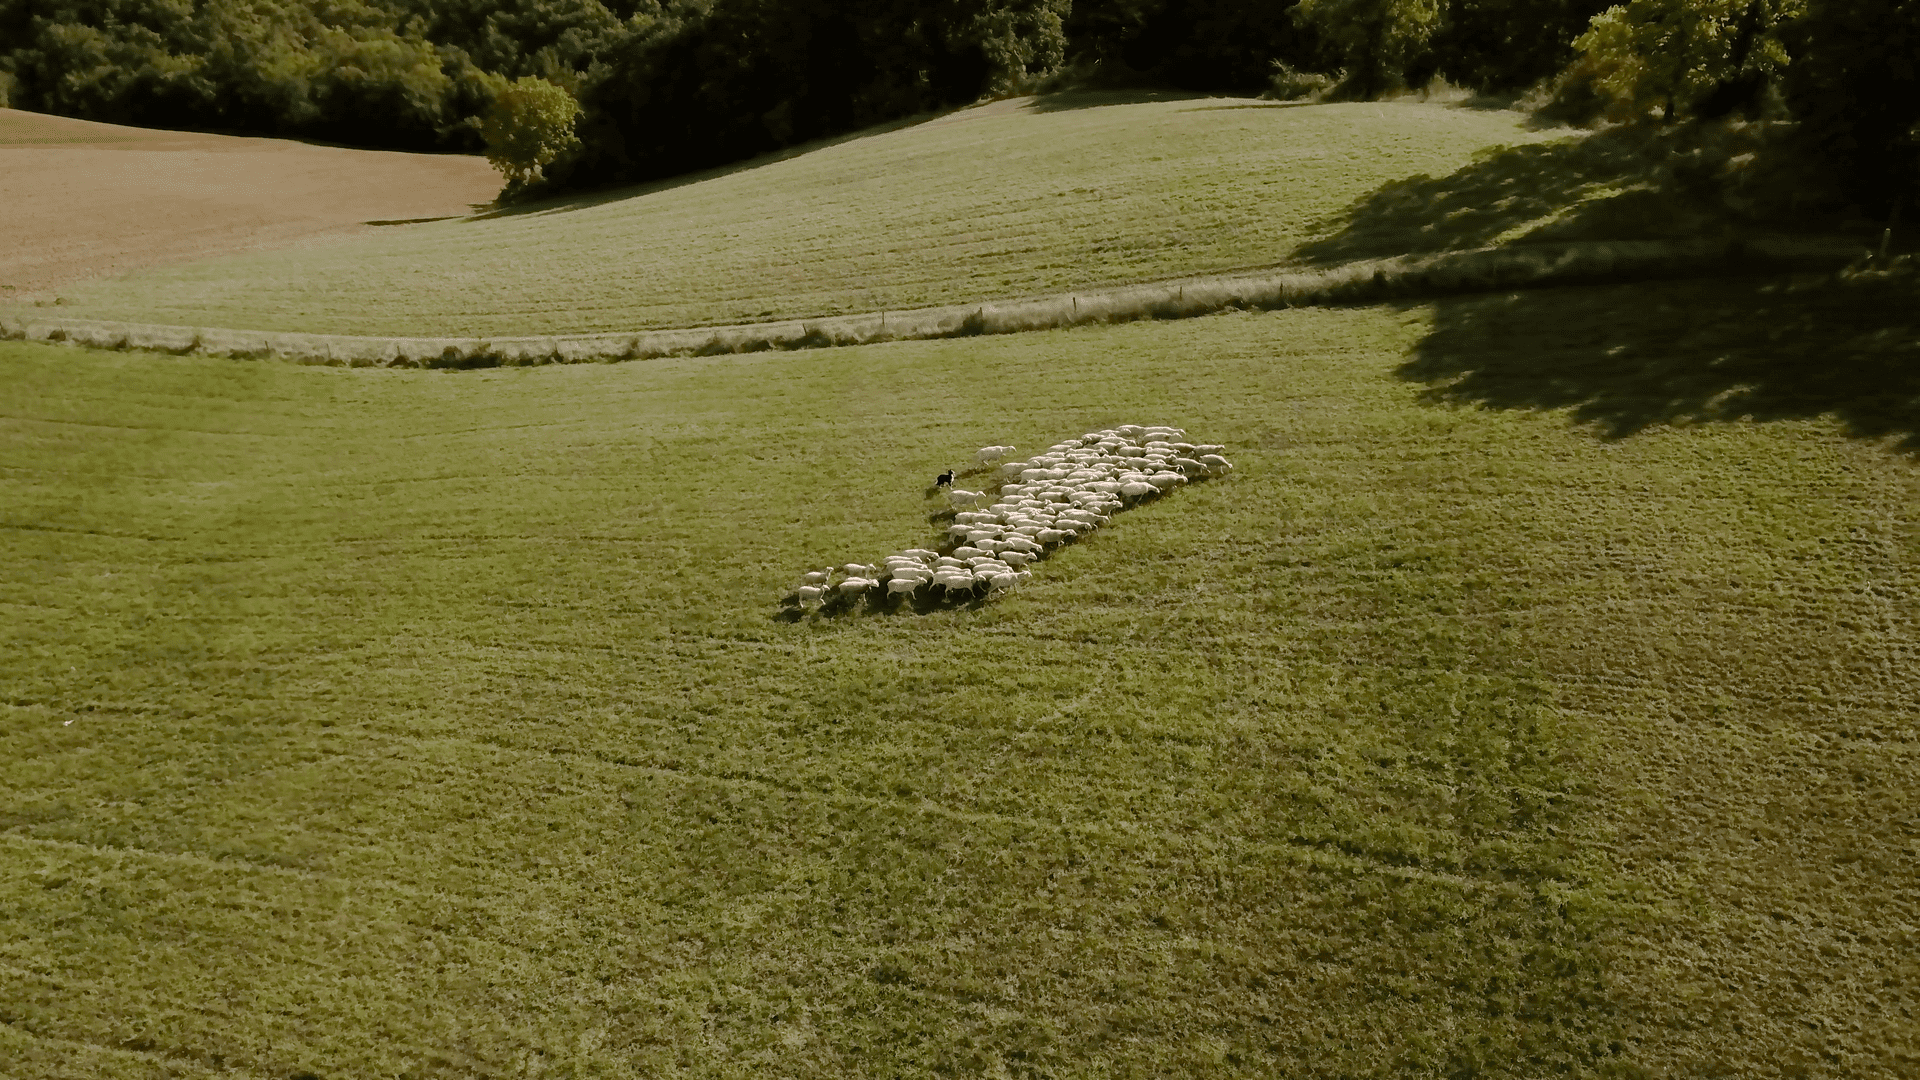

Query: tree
[[479, 74, 582, 188], [1293, 0, 1441, 99], [1568, 0, 1800, 123]]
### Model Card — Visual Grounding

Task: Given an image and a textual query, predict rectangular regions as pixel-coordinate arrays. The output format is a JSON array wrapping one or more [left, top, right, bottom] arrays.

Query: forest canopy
[[1, 0, 1912, 207]]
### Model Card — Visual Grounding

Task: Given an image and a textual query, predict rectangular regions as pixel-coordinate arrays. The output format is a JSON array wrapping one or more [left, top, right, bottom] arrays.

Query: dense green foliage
[[1295, 0, 1441, 99], [556, 0, 1070, 189], [0, 0, 483, 148], [1566, 0, 1801, 122], [1062, 0, 1319, 91], [1427, 0, 1612, 91], [1, 0, 1913, 205], [1783, 0, 1920, 211]]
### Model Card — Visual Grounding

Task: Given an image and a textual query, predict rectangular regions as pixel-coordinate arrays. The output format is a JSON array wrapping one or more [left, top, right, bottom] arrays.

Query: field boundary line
[[0, 238, 1856, 367]]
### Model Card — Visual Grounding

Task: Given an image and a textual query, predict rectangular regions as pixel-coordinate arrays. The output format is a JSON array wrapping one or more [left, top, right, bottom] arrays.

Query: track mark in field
[[0, 521, 172, 541], [429, 729, 1514, 893], [0, 1019, 230, 1078], [0, 415, 284, 437]]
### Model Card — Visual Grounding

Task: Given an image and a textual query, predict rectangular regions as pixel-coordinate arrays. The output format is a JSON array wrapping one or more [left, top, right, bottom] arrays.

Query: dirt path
[[0, 108, 501, 300]]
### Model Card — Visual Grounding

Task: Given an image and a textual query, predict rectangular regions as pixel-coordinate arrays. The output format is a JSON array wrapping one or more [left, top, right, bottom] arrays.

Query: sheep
[[794, 427, 1232, 616]]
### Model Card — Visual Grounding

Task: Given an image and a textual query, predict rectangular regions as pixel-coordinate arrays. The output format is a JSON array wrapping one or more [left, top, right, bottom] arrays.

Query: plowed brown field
[[0, 108, 499, 300]]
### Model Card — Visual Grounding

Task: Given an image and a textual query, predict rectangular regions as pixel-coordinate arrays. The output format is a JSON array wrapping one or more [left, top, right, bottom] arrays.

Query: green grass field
[[24, 99, 1579, 338], [4, 267, 1916, 1076]]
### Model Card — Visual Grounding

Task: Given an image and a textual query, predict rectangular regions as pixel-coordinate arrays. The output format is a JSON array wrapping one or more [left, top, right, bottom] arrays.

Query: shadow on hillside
[[1185, 101, 1316, 113], [469, 109, 946, 221], [1294, 132, 1724, 266], [773, 582, 998, 622], [1025, 88, 1212, 113], [1398, 271, 1920, 452]]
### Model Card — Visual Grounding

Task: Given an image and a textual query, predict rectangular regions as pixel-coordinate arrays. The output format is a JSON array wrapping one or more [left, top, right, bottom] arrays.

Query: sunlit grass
[[3, 284, 1914, 1076], [35, 100, 1566, 337]]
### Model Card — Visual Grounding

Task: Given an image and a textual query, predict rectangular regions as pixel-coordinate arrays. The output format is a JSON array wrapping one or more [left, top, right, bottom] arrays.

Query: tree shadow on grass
[[1023, 88, 1212, 113], [1400, 271, 1920, 452], [1294, 131, 1731, 267]]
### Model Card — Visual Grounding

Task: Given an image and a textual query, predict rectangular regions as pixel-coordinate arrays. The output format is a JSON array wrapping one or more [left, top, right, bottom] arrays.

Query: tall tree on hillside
[[1293, 0, 1441, 99]]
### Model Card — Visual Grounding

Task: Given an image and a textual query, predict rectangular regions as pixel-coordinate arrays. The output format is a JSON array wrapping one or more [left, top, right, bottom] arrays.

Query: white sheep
[[976, 445, 1016, 464]]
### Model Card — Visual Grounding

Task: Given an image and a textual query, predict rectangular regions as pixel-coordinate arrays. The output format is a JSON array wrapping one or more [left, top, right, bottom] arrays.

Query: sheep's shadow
[[772, 578, 1004, 621], [1398, 270, 1920, 451]]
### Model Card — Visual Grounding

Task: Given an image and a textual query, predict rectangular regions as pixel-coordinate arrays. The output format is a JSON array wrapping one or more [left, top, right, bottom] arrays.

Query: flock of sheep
[[785, 424, 1233, 613]]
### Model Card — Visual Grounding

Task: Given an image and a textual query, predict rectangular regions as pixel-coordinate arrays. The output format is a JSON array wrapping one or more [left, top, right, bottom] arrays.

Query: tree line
[[1, 0, 1911, 208]]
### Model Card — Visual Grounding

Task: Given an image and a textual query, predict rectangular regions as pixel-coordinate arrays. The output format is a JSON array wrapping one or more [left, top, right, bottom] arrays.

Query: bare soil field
[[0, 108, 499, 300]]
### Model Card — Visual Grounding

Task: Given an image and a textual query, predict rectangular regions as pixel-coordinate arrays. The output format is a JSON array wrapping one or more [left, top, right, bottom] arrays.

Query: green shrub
[[1268, 59, 1335, 99]]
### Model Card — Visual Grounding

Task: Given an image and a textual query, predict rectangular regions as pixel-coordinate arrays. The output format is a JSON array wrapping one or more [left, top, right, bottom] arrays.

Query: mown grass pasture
[[3, 270, 1915, 1077], [30, 98, 1575, 338]]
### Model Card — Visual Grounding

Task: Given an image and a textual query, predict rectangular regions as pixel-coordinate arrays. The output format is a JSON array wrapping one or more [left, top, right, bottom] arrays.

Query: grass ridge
[[0, 237, 1855, 367]]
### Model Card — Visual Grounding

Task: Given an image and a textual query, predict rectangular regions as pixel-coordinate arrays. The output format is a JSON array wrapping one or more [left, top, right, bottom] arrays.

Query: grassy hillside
[[25, 98, 1568, 337], [4, 272, 1915, 1077]]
